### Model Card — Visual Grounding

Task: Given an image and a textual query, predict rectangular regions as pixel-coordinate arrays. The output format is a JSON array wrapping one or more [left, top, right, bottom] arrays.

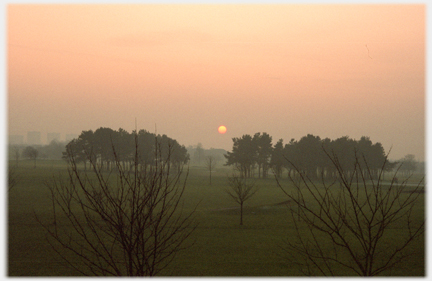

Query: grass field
[[7, 159, 425, 276]]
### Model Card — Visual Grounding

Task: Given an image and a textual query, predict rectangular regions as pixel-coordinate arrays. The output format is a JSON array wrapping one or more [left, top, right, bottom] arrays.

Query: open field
[[8, 159, 425, 276]]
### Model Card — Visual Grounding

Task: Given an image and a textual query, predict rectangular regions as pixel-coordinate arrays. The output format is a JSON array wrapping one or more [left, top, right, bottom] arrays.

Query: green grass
[[7, 160, 425, 276]]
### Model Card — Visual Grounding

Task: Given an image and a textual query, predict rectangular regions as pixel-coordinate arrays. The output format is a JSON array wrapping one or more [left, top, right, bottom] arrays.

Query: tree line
[[225, 133, 403, 179], [64, 127, 189, 172], [15, 127, 422, 276]]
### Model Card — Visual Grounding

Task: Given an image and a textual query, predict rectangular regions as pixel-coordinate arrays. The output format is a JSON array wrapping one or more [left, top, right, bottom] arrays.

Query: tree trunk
[[240, 202, 243, 225]]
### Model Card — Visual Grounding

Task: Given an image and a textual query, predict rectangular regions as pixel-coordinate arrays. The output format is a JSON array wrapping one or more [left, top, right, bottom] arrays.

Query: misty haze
[[7, 4, 425, 276]]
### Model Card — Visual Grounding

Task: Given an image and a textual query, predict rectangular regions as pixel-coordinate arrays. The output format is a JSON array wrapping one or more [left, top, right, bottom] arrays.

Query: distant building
[[9, 135, 24, 145], [27, 131, 41, 145], [47, 132, 61, 144], [65, 134, 78, 142]]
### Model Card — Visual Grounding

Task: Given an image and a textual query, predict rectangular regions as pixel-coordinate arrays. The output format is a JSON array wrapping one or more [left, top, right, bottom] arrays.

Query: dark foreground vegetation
[[8, 128, 425, 276]]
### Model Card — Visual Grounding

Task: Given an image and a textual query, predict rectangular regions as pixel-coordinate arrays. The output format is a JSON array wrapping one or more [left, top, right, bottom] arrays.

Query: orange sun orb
[[218, 125, 227, 134]]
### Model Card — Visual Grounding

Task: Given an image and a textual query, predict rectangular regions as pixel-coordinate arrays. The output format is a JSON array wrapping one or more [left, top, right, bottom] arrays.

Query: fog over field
[[6, 4, 426, 277], [7, 4, 425, 160]]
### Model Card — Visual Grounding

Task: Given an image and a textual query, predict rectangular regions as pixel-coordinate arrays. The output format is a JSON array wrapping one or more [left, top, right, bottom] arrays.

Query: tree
[[224, 173, 259, 225], [112, 127, 134, 169], [64, 128, 189, 174], [38, 133, 197, 276], [167, 138, 190, 172], [253, 132, 273, 178], [283, 138, 299, 179], [295, 134, 322, 180], [270, 139, 285, 178], [22, 146, 39, 168], [275, 148, 425, 276], [205, 155, 217, 185], [94, 127, 117, 170], [63, 130, 95, 170], [39, 139, 67, 160], [399, 154, 417, 176], [137, 129, 156, 172], [225, 134, 257, 178]]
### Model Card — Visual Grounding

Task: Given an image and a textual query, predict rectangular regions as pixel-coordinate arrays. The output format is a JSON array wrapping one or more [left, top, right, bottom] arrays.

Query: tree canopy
[[63, 127, 189, 171], [225, 133, 393, 180]]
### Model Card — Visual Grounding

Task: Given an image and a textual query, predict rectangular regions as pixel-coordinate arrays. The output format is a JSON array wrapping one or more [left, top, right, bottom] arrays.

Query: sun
[[218, 125, 227, 134]]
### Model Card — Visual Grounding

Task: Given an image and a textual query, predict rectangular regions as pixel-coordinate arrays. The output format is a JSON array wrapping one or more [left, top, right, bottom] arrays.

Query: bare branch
[[276, 148, 424, 276], [36, 134, 197, 276]]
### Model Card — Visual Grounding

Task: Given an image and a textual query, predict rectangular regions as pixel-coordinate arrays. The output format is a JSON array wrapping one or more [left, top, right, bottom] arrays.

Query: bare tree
[[225, 173, 259, 225], [8, 165, 20, 191], [37, 135, 197, 276], [275, 149, 425, 276], [205, 156, 217, 185]]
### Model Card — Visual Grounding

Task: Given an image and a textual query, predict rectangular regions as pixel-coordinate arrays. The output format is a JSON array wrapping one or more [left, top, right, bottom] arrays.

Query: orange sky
[[7, 4, 425, 160]]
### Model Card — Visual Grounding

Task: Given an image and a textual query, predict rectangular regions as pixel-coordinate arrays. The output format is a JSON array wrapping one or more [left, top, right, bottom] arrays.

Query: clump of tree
[[224, 134, 257, 178], [397, 154, 418, 176], [225, 133, 394, 180], [63, 127, 189, 172], [224, 173, 259, 225], [38, 131, 197, 276], [187, 144, 226, 166], [225, 132, 273, 178], [275, 148, 425, 276], [38, 139, 68, 160]]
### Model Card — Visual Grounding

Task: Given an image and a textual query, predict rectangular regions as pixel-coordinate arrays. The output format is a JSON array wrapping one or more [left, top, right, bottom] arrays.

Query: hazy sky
[[7, 4, 425, 161]]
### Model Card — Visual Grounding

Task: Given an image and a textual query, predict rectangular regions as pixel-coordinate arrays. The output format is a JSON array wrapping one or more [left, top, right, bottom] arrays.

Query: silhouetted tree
[[275, 149, 425, 276], [328, 136, 356, 179], [226, 132, 391, 183], [38, 133, 197, 276], [168, 139, 190, 172], [295, 134, 322, 179], [283, 139, 299, 179], [253, 132, 273, 178], [113, 127, 134, 169], [63, 130, 96, 170], [64, 128, 189, 174], [225, 134, 256, 178], [225, 173, 259, 225], [270, 139, 285, 178], [137, 129, 156, 172], [93, 127, 117, 170]]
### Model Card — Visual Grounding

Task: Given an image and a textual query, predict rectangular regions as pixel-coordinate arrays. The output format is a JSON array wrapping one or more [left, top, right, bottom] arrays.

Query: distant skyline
[[7, 4, 425, 161], [8, 131, 77, 145]]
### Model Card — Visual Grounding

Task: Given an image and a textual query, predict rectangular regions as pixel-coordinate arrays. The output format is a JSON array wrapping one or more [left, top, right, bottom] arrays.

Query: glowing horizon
[[7, 4, 425, 160]]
